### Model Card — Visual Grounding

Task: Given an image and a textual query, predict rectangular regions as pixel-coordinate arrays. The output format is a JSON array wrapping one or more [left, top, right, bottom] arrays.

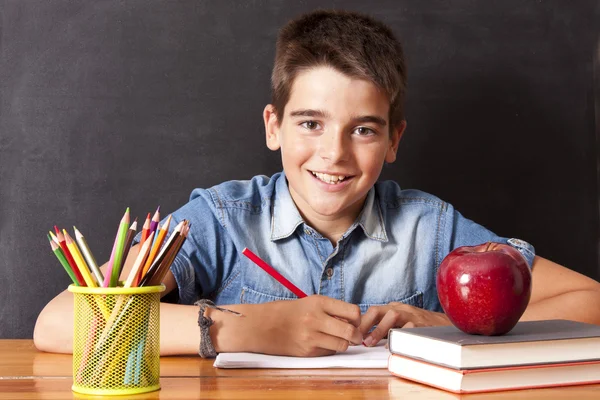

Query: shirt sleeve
[[133, 189, 239, 304], [442, 203, 536, 268]]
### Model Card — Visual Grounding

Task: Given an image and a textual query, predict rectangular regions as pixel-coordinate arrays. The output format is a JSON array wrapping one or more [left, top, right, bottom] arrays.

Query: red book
[[388, 353, 600, 394]]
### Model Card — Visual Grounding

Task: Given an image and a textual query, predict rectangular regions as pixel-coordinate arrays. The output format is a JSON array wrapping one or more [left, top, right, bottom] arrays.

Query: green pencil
[[110, 208, 130, 287], [48, 235, 79, 286]]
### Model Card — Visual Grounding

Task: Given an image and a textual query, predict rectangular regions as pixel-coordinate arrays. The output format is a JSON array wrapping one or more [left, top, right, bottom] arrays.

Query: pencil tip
[[54, 225, 60, 235]]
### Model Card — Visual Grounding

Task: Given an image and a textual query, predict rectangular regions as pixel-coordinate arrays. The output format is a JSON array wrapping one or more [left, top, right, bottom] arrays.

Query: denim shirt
[[145, 172, 535, 313]]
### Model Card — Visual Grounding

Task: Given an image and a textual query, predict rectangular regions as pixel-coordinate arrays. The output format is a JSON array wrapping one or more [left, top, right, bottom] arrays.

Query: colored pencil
[[49, 236, 79, 285], [140, 213, 151, 247], [242, 247, 307, 298], [49, 231, 59, 244], [64, 230, 97, 287], [55, 226, 86, 286], [139, 222, 182, 286], [140, 215, 171, 278], [102, 228, 119, 287], [140, 220, 183, 284], [108, 208, 130, 287], [124, 232, 154, 288], [148, 206, 160, 236], [145, 221, 189, 287], [73, 226, 104, 285], [116, 218, 137, 279], [47, 206, 193, 388]]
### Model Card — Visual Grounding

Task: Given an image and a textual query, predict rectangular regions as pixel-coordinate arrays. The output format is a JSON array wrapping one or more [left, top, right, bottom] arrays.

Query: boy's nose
[[318, 129, 349, 163]]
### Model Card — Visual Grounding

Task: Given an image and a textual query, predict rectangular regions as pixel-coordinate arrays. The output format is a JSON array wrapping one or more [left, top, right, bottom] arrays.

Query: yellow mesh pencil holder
[[69, 284, 164, 396]]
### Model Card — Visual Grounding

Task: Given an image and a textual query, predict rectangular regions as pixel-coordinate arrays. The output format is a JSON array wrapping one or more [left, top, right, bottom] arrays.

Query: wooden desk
[[1, 340, 599, 399]]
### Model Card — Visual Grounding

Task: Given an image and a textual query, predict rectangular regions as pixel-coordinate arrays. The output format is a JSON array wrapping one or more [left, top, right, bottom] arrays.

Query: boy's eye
[[300, 121, 321, 130], [354, 126, 376, 136]]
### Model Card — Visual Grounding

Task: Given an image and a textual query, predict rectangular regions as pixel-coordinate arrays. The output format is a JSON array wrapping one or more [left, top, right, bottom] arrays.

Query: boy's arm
[[519, 256, 600, 322], [358, 256, 600, 346], [34, 245, 362, 356]]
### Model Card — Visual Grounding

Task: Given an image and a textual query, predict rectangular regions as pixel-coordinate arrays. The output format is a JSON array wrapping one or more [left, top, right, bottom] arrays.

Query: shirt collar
[[270, 172, 388, 242], [355, 187, 388, 242], [270, 172, 305, 241]]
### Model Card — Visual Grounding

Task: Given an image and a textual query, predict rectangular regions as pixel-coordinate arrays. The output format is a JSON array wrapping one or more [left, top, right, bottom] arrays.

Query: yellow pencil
[[64, 230, 97, 287], [74, 226, 104, 285], [64, 230, 110, 320]]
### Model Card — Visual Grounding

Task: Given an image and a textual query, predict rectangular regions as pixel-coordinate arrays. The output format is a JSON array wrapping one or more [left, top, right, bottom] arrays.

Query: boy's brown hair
[[271, 9, 407, 131]]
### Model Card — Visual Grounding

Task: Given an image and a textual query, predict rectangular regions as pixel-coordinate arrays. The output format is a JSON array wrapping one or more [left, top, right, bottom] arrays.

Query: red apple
[[436, 242, 532, 335]]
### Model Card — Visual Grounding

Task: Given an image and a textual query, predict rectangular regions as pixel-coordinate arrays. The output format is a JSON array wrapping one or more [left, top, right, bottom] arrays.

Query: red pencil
[[140, 212, 151, 245], [241, 248, 307, 298], [54, 225, 86, 286]]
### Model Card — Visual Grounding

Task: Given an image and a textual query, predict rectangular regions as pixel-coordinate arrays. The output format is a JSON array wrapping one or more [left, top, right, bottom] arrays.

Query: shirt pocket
[[240, 285, 297, 304], [358, 291, 423, 314]]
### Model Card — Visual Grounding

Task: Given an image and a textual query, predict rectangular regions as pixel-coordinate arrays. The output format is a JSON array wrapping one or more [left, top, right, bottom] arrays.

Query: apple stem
[[485, 242, 492, 252]]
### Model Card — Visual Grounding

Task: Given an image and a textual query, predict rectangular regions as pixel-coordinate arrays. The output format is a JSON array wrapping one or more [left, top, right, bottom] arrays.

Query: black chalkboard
[[1, 0, 598, 339]]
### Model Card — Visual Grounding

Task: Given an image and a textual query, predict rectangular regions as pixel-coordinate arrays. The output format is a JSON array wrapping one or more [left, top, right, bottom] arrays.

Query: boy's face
[[264, 66, 405, 226]]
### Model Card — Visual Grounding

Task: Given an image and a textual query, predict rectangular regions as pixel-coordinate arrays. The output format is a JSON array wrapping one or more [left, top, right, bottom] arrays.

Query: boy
[[34, 10, 600, 357]]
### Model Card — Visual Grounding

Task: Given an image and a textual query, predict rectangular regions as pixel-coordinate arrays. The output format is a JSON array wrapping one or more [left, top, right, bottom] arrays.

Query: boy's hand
[[252, 295, 362, 357], [358, 303, 451, 346]]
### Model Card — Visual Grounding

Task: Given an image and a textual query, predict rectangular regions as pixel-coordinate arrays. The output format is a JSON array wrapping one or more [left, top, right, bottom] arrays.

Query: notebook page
[[214, 341, 388, 369]]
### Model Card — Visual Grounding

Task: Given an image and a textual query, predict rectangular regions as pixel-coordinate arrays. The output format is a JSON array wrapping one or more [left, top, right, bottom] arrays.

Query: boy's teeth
[[312, 171, 347, 184]]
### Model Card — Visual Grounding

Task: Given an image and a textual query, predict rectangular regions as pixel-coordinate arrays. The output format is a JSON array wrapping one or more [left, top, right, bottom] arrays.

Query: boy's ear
[[264, 104, 281, 151], [385, 120, 407, 163]]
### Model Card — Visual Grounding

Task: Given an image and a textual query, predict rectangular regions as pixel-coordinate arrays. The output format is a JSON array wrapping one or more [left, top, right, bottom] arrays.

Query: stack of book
[[387, 319, 600, 394]]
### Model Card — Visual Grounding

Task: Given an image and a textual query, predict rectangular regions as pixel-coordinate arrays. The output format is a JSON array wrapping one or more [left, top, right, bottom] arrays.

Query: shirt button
[[304, 228, 311, 236], [325, 268, 334, 278]]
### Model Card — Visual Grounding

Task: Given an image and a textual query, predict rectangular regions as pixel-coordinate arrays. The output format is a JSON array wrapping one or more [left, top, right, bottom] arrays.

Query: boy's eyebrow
[[289, 109, 387, 126], [289, 109, 330, 119], [352, 115, 387, 127]]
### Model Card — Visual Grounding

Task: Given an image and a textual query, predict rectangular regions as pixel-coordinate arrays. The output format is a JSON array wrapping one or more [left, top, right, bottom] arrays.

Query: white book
[[388, 319, 600, 369]]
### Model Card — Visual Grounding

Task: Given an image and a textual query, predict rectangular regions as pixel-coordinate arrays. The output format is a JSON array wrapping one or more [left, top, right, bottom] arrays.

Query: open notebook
[[214, 341, 389, 369]]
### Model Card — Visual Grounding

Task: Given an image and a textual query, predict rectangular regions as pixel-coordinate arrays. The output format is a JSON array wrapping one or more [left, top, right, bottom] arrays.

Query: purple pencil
[[148, 206, 160, 235]]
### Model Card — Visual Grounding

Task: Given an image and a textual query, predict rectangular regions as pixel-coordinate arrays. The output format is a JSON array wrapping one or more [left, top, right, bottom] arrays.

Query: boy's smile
[[264, 67, 405, 241]]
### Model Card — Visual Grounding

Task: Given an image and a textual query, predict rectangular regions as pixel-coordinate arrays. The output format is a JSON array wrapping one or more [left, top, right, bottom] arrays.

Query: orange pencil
[[140, 220, 184, 286], [55, 226, 85, 286], [145, 221, 190, 287], [140, 215, 172, 278]]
